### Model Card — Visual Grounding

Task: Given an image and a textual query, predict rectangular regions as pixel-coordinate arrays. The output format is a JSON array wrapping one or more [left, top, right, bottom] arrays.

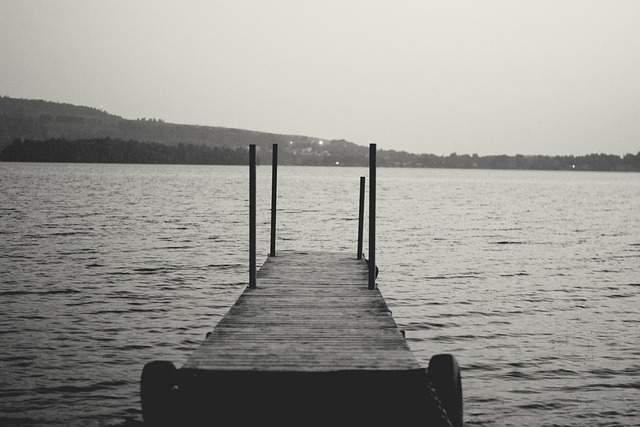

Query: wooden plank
[[183, 250, 421, 373]]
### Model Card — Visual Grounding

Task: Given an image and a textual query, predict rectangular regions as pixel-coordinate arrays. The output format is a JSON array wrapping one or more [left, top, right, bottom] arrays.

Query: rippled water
[[1, 163, 639, 426]]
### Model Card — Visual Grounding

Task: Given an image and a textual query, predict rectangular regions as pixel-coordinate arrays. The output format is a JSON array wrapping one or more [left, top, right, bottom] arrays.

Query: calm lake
[[1, 162, 639, 426]]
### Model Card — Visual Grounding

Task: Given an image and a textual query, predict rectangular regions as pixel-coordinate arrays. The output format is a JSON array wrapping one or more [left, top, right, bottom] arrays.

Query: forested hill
[[0, 96, 329, 152], [2, 96, 639, 171]]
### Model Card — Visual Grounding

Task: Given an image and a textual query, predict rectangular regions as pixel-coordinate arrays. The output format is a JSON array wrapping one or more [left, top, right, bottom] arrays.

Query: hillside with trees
[[3, 137, 639, 171], [1, 96, 638, 171], [0, 96, 327, 153]]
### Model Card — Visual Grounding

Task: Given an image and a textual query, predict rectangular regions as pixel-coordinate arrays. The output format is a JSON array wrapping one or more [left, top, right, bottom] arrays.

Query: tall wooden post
[[357, 176, 365, 260], [368, 144, 376, 290], [270, 144, 278, 257], [249, 144, 257, 289]]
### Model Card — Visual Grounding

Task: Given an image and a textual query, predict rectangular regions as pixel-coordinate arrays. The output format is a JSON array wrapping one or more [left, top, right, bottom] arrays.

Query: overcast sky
[[2, 1, 639, 155]]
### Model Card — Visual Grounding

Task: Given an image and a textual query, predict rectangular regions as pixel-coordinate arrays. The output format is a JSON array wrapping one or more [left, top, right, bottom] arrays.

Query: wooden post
[[249, 144, 256, 289], [357, 176, 365, 260], [270, 144, 278, 257], [369, 144, 376, 290]]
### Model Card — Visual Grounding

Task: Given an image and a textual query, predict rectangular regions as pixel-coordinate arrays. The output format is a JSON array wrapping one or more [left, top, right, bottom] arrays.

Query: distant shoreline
[[2, 97, 638, 172], [1, 138, 639, 172]]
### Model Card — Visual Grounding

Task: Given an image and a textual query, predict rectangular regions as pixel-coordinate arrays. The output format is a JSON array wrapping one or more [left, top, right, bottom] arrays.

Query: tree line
[[1, 137, 639, 171], [380, 150, 640, 171], [0, 138, 247, 164]]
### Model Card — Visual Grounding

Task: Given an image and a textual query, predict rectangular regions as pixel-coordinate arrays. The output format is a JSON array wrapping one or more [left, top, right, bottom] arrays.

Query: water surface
[[1, 163, 638, 426]]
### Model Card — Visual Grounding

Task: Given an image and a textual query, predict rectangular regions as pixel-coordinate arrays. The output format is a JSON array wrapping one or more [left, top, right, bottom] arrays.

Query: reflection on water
[[1, 163, 639, 426]]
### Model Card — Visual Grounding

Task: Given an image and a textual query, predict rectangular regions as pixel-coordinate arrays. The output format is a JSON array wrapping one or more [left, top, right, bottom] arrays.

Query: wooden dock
[[142, 250, 460, 426], [140, 144, 462, 426], [184, 251, 419, 372]]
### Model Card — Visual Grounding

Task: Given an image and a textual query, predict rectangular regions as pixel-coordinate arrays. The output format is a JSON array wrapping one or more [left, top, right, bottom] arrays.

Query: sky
[[2, 1, 639, 156]]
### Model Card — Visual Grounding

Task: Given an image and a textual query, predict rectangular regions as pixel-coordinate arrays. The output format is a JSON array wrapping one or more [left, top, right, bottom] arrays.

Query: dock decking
[[184, 250, 420, 372], [140, 252, 459, 426], [162, 250, 454, 426]]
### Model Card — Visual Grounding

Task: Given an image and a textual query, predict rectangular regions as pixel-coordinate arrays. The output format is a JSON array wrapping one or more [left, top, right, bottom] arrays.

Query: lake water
[[1, 163, 639, 426]]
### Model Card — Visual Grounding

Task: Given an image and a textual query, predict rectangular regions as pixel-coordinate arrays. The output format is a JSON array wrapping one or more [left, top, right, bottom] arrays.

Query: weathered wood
[[183, 250, 420, 372], [369, 143, 376, 290], [249, 144, 256, 288], [358, 176, 365, 259], [270, 143, 278, 257]]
